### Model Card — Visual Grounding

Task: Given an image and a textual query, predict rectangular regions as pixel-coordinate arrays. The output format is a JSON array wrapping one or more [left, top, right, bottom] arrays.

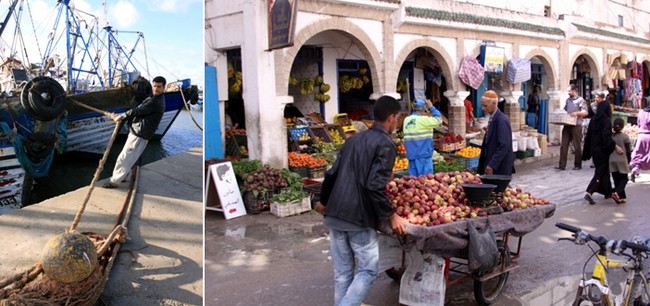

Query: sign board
[[480, 45, 505, 73], [205, 162, 247, 220], [267, 0, 298, 50]]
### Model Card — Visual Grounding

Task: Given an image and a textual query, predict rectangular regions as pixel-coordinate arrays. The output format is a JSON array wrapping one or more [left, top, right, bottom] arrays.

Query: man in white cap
[[477, 90, 513, 175], [402, 98, 443, 176]]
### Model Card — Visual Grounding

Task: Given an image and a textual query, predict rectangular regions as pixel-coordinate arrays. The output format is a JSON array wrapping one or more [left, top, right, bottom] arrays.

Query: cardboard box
[[537, 134, 548, 156]]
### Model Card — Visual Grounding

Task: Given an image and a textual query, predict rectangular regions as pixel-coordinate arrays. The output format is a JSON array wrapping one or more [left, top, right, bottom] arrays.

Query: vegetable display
[[288, 152, 327, 169]]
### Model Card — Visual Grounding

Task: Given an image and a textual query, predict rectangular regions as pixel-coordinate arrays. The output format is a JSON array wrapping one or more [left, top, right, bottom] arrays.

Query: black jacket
[[124, 93, 165, 140], [320, 124, 396, 229]]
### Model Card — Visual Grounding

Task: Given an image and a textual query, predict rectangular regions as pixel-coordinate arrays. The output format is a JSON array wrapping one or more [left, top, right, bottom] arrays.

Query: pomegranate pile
[[386, 171, 551, 226]]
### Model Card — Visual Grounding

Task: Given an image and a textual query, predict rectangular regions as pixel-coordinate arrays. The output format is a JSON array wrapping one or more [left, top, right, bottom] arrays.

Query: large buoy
[[41, 232, 98, 284]]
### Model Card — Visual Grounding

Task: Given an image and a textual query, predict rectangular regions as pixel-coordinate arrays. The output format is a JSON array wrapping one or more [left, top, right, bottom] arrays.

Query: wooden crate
[[434, 142, 457, 152], [270, 197, 311, 217], [308, 126, 333, 143], [549, 112, 577, 125], [326, 124, 346, 145], [287, 127, 313, 142]]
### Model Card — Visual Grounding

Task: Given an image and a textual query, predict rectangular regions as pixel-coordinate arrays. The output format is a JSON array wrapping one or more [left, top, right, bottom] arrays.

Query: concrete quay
[[0, 147, 203, 306]]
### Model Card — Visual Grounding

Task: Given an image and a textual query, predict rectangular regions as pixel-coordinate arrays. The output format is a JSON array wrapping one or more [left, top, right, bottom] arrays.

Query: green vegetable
[[435, 160, 465, 173], [312, 153, 336, 164], [315, 142, 336, 153], [270, 188, 308, 203], [281, 168, 303, 189], [232, 159, 261, 178]]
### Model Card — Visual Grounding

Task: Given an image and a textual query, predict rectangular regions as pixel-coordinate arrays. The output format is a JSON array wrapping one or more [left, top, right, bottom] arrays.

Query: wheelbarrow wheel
[[473, 242, 510, 305], [385, 267, 403, 282]]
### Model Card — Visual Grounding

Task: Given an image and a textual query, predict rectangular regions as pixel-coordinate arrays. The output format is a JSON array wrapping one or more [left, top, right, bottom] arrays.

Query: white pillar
[[444, 90, 463, 107], [546, 90, 563, 145], [240, 2, 287, 168]]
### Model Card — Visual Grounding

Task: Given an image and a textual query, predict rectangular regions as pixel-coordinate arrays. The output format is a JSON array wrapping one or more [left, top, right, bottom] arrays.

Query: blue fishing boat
[[0, 0, 197, 212]]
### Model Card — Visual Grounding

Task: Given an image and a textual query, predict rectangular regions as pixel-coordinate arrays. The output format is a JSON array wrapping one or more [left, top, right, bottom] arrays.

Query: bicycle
[[556, 222, 650, 306]]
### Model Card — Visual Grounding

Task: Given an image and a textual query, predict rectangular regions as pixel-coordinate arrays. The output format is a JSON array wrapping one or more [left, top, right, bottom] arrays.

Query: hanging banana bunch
[[320, 83, 330, 93], [315, 75, 323, 85], [351, 77, 364, 89], [359, 67, 367, 75], [300, 78, 315, 95], [339, 75, 352, 93], [229, 71, 242, 94], [396, 79, 406, 93], [315, 82, 331, 103], [289, 73, 299, 86]]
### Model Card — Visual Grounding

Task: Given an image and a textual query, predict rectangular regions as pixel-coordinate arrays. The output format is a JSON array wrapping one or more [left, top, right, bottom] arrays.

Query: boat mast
[[106, 26, 144, 87], [0, 0, 18, 38], [42, 0, 105, 92]]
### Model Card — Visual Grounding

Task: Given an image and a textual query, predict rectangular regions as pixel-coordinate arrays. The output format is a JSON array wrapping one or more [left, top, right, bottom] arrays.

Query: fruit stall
[[612, 105, 639, 125], [379, 172, 555, 305]]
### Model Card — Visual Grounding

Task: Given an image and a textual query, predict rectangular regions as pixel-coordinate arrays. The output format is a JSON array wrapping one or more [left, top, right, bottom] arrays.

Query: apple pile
[[493, 188, 550, 211], [386, 171, 551, 227], [436, 132, 464, 144]]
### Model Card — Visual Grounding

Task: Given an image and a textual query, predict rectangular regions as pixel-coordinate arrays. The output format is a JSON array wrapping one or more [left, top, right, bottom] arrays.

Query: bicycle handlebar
[[555, 222, 650, 254], [556, 222, 580, 233]]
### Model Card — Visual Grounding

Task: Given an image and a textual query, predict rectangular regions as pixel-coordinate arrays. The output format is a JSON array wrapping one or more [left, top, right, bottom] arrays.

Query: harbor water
[[29, 108, 203, 204]]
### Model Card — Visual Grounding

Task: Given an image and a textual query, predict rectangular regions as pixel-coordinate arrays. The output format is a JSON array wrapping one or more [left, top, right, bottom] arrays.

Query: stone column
[[444, 90, 465, 136], [501, 91, 523, 131], [546, 90, 563, 145], [240, 4, 288, 169]]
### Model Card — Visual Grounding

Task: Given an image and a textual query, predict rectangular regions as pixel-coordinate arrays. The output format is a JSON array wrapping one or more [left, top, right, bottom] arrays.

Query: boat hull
[[0, 147, 24, 214], [64, 90, 184, 154]]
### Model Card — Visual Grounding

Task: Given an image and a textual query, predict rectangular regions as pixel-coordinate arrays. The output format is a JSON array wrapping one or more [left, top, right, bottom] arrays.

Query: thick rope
[[69, 117, 122, 232], [178, 85, 203, 131], [67, 98, 113, 117]]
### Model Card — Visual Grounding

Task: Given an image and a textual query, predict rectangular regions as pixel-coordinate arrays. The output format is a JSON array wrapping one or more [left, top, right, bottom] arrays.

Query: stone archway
[[569, 52, 599, 101], [569, 49, 601, 85], [393, 39, 456, 91], [523, 49, 558, 91], [274, 17, 383, 97]]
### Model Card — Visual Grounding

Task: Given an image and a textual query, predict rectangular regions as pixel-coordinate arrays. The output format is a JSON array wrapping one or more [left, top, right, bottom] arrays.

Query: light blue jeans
[[329, 228, 379, 306]]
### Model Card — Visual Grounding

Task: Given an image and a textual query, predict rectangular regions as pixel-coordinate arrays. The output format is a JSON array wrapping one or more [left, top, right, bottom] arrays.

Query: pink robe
[[630, 109, 650, 172]]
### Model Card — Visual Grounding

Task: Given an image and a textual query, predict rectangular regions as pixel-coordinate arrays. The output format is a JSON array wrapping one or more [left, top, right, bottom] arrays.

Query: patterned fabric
[[459, 56, 485, 90]]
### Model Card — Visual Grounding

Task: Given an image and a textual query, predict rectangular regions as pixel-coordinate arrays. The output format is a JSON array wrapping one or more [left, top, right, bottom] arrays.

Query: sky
[[0, 0, 203, 88]]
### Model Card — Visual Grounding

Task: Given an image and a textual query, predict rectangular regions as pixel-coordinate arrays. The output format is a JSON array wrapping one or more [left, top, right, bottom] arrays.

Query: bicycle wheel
[[628, 274, 650, 305], [473, 243, 510, 305]]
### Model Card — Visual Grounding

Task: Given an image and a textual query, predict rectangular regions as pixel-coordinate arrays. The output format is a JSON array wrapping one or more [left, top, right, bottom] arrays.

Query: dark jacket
[[320, 124, 396, 229], [582, 101, 615, 161], [124, 93, 165, 140], [478, 110, 514, 175]]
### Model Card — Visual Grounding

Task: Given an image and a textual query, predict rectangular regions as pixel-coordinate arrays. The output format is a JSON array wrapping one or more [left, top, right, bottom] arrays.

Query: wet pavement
[[205, 145, 650, 305]]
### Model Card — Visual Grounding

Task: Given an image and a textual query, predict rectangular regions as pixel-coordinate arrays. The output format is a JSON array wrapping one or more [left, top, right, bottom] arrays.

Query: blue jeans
[[329, 228, 379, 306]]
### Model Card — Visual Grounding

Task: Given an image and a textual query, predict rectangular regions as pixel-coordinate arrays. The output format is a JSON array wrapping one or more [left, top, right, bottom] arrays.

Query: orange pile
[[288, 152, 327, 169]]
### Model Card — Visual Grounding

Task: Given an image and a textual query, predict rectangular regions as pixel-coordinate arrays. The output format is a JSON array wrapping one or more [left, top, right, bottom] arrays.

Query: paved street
[[205, 148, 650, 305]]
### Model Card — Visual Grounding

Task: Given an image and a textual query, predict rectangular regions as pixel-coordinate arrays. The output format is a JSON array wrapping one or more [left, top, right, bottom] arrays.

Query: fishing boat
[[0, 0, 197, 212]]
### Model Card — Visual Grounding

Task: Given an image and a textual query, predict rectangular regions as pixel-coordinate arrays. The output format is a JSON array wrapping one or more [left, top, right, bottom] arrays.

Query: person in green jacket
[[403, 98, 443, 176]]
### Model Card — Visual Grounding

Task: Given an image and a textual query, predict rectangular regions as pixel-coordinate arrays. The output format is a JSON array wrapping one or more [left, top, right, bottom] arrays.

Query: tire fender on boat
[[20, 76, 66, 121], [23, 132, 56, 160]]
